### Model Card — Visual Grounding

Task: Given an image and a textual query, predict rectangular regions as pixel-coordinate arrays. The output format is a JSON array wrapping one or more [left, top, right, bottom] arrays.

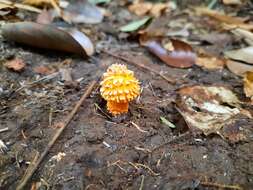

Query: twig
[[0, 140, 8, 153], [201, 181, 243, 190], [129, 162, 160, 176], [102, 50, 176, 84], [0, 0, 42, 13], [139, 175, 145, 190], [0, 127, 9, 133], [131, 122, 148, 133], [14, 72, 59, 94], [16, 80, 97, 190]]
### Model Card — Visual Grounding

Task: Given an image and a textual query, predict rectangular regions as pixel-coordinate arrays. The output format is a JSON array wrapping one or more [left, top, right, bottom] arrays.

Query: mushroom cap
[[100, 64, 140, 103]]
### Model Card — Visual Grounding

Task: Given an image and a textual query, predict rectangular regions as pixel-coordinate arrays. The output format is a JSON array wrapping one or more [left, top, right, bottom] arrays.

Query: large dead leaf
[[176, 85, 251, 137], [2, 22, 94, 57], [225, 47, 253, 64], [4, 58, 26, 72], [140, 37, 195, 68], [243, 71, 253, 103], [226, 59, 253, 76]]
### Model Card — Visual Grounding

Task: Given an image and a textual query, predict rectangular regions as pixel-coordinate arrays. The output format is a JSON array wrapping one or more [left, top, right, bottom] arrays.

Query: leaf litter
[[1, 1, 253, 189], [176, 85, 251, 140]]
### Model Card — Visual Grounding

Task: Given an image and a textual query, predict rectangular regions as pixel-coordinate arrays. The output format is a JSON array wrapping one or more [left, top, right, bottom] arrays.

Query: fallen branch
[[102, 50, 176, 84], [16, 80, 97, 190]]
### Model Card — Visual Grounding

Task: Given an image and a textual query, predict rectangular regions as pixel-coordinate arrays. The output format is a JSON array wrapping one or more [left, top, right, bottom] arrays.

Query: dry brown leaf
[[128, 2, 174, 17], [140, 37, 195, 68], [195, 7, 253, 31], [243, 71, 253, 103], [196, 55, 226, 70], [33, 65, 55, 74], [128, 2, 152, 16], [222, 0, 242, 5], [23, 0, 58, 7], [225, 47, 253, 64], [4, 58, 25, 72], [176, 85, 251, 139], [149, 3, 168, 17], [232, 28, 253, 46], [226, 59, 253, 76]]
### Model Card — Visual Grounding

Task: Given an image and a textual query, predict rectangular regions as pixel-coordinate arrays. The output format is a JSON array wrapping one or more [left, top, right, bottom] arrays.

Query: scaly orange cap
[[100, 64, 140, 115]]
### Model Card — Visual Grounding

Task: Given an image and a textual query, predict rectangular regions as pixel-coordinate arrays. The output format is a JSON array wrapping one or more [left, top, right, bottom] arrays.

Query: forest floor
[[0, 0, 253, 189]]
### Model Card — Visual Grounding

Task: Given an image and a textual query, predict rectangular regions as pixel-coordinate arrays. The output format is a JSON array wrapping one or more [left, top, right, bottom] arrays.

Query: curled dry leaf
[[176, 85, 251, 140], [226, 59, 253, 76], [243, 71, 253, 103], [4, 58, 26, 72], [2, 22, 94, 57], [140, 37, 195, 68], [225, 46, 253, 64]]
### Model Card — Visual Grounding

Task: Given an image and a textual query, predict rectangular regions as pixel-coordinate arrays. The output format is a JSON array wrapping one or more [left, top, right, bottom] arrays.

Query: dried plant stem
[[0, 0, 42, 13], [16, 80, 97, 190], [200, 181, 243, 190], [102, 50, 176, 84]]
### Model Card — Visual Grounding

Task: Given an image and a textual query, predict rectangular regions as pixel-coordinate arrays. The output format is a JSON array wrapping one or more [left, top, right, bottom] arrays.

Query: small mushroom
[[100, 64, 140, 115]]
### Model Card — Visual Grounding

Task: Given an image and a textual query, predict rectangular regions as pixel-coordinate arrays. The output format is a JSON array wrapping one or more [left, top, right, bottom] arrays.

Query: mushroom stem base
[[107, 101, 129, 115]]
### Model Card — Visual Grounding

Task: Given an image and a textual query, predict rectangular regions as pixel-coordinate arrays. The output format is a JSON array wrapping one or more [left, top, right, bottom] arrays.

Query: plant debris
[[176, 85, 251, 138], [4, 58, 26, 72], [243, 71, 253, 103]]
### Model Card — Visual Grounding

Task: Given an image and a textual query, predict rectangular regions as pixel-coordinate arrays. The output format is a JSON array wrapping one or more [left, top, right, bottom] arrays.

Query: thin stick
[[16, 80, 97, 190], [131, 122, 148, 133], [201, 181, 243, 190], [0, 127, 9, 133], [139, 175, 145, 190], [102, 50, 176, 84]]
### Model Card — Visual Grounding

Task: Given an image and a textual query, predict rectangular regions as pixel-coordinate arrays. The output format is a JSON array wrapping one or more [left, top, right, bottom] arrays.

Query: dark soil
[[0, 1, 253, 190]]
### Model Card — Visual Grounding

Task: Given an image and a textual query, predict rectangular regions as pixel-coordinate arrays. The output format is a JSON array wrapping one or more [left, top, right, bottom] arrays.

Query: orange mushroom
[[100, 64, 140, 115]]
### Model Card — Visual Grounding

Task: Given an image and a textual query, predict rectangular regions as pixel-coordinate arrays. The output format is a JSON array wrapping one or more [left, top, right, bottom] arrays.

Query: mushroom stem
[[107, 101, 129, 115]]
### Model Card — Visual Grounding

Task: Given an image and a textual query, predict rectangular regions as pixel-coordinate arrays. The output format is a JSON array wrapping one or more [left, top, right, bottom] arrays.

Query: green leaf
[[160, 117, 176, 129], [119, 17, 151, 32], [88, 0, 111, 4]]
